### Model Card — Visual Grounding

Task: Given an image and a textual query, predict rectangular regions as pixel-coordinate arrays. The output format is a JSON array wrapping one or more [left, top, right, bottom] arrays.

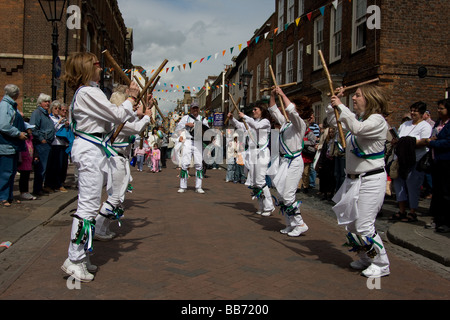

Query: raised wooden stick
[[224, 96, 241, 125], [228, 94, 247, 130], [102, 49, 132, 85], [327, 78, 380, 96], [103, 52, 168, 143], [318, 50, 346, 149], [260, 82, 298, 93], [134, 75, 165, 119], [268, 65, 289, 122]]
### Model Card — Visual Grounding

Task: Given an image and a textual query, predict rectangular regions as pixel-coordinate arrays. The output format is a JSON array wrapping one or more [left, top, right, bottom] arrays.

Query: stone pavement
[[0, 163, 449, 302]]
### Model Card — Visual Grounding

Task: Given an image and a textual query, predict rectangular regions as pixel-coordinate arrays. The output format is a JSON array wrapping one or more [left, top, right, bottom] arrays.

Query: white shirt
[[174, 113, 209, 140], [398, 120, 432, 161], [242, 115, 271, 148], [269, 103, 307, 155], [70, 83, 135, 134], [326, 104, 387, 174]]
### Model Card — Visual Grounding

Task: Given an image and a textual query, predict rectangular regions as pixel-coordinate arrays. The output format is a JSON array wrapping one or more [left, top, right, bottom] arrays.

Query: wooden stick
[[224, 96, 241, 125], [134, 75, 165, 119], [260, 82, 298, 93], [135, 59, 168, 106], [102, 50, 132, 85], [108, 57, 168, 143], [318, 50, 346, 149], [268, 65, 289, 122], [327, 78, 380, 96], [228, 94, 249, 131]]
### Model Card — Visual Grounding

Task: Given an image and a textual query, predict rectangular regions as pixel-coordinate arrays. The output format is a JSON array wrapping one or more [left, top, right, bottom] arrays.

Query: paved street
[[0, 163, 449, 302]]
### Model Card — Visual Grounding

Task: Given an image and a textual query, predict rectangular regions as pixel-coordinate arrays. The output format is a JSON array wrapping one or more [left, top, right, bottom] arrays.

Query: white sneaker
[[61, 259, 94, 282], [350, 259, 371, 270], [361, 264, 390, 278], [280, 226, 295, 234], [21, 192, 37, 200], [94, 233, 114, 241], [195, 188, 205, 194], [261, 208, 275, 217], [287, 223, 309, 237], [255, 211, 262, 215], [178, 188, 186, 193]]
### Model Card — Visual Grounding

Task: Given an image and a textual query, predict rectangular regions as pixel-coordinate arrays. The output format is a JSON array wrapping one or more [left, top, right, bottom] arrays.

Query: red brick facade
[[0, 0, 131, 117], [240, 0, 450, 127]]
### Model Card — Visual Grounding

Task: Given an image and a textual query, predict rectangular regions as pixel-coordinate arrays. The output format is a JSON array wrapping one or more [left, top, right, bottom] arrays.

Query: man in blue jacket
[[30, 93, 55, 196], [0, 84, 27, 206]]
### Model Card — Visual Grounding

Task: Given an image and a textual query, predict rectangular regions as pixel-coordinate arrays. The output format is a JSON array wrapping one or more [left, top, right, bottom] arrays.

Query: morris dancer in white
[[329, 85, 390, 278], [94, 90, 152, 241], [268, 87, 311, 236], [228, 104, 275, 216], [61, 52, 139, 282], [174, 103, 209, 193]]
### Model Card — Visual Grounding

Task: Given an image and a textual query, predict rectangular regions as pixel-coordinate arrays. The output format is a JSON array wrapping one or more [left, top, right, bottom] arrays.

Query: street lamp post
[[39, 0, 67, 101], [240, 69, 252, 114]]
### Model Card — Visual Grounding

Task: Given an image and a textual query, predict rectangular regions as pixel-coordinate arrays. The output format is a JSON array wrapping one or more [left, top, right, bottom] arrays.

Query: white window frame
[[287, 0, 295, 24], [278, 0, 284, 32], [352, 0, 367, 53], [297, 39, 303, 83], [313, 16, 324, 70], [330, 1, 342, 63], [286, 45, 294, 84], [298, 0, 304, 16], [312, 101, 323, 126], [276, 52, 283, 84]]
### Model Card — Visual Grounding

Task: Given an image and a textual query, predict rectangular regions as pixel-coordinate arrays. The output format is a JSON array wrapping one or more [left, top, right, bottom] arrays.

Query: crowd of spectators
[[1, 83, 449, 233], [0, 85, 72, 206]]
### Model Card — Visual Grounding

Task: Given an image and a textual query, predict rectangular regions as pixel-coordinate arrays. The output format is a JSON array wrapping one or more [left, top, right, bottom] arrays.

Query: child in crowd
[[18, 122, 37, 200], [134, 145, 148, 172], [151, 143, 161, 173]]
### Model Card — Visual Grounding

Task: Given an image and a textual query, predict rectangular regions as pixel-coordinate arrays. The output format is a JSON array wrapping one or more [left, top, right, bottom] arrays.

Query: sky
[[116, 0, 275, 115]]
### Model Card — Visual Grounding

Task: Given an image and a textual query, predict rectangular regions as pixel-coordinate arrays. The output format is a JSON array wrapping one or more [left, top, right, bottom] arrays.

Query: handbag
[[417, 151, 433, 173], [389, 159, 399, 179]]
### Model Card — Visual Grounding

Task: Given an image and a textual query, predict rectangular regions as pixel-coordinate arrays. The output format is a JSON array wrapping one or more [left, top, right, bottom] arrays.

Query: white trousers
[[180, 140, 203, 189], [334, 172, 390, 268], [250, 148, 274, 212], [96, 155, 131, 236], [276, 156, 305, 227], [68, 138, 111, 262]]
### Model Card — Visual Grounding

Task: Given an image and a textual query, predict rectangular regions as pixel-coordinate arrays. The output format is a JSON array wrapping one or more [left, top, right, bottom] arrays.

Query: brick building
[[0, 0, 132, 117], [227, 0, 449, 127]]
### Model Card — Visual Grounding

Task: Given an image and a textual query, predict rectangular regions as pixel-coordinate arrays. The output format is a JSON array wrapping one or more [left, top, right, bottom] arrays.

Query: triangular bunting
[[319, 6, 325, 16], [332, 0, 338, 9], [307, 12, 312, 20], [295, 17, 301, 26]]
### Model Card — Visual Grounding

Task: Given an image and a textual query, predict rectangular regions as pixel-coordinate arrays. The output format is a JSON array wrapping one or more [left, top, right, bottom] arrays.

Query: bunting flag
[[132, 0, 347, 91], [319, 6, 325, 16]]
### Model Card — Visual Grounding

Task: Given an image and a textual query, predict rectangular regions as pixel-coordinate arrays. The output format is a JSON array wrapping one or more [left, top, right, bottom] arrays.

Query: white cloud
[[117, 0, 274, 114]]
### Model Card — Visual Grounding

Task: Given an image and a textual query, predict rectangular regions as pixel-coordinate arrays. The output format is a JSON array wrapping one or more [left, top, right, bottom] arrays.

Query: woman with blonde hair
[[328, 85, 391, 278], [60, 52, 140, 282]]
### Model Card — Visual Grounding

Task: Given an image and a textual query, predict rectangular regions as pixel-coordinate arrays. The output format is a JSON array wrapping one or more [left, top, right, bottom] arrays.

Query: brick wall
[[0, 0, 130, 115], [244, 0, 450, 127]]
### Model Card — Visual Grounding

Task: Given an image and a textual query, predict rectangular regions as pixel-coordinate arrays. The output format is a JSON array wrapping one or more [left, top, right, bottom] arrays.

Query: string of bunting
[[105, 0, 351, 100]]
